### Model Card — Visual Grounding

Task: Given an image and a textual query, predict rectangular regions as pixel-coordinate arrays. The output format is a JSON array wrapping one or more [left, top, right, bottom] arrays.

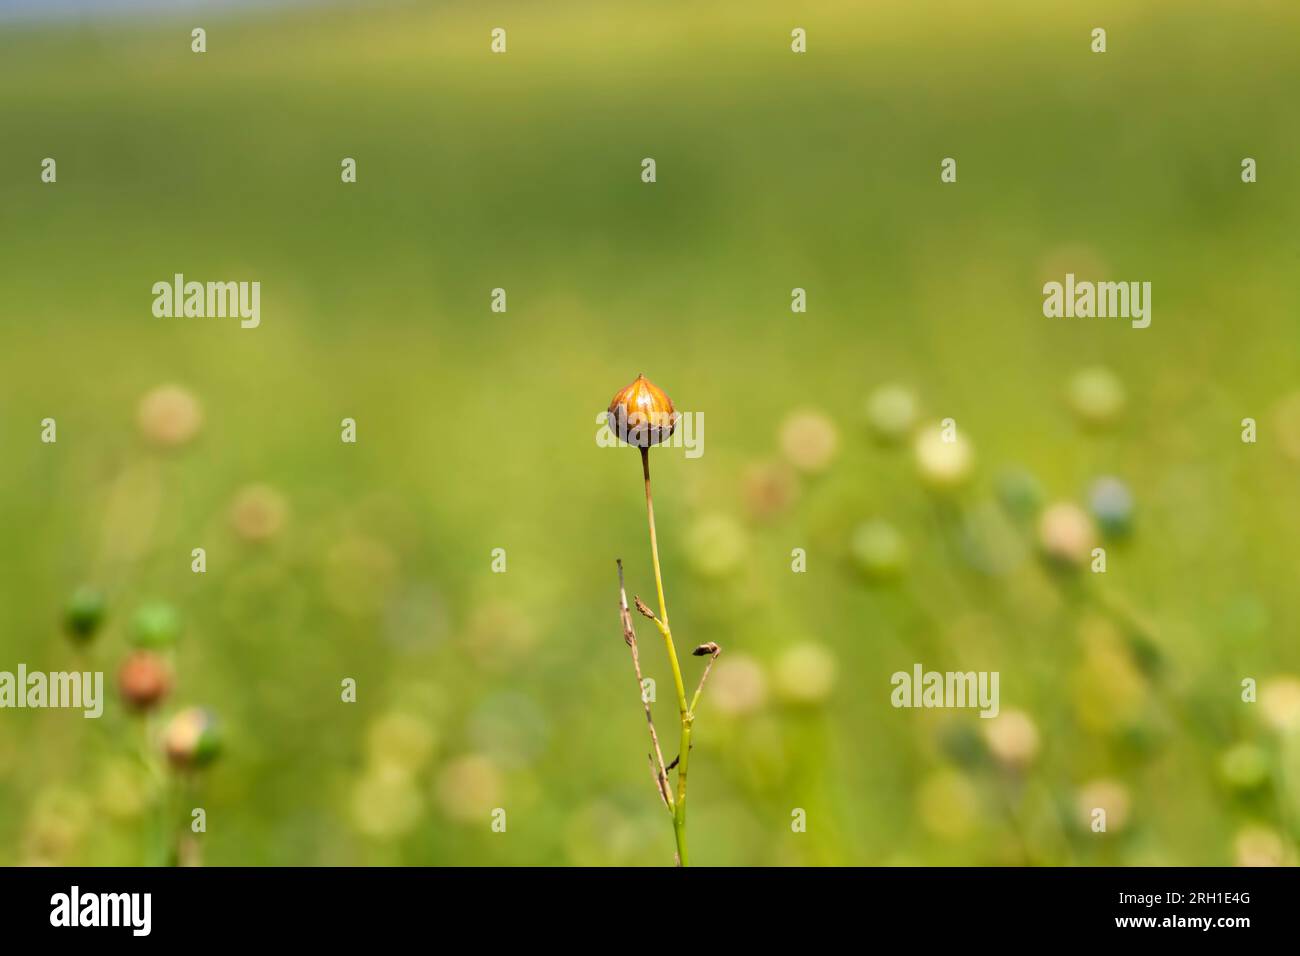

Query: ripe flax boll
[[607, 373, 678, 448]]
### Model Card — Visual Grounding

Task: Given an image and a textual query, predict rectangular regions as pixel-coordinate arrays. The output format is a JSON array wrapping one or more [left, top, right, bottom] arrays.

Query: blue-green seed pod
[[1088, 476, 1135, 537]]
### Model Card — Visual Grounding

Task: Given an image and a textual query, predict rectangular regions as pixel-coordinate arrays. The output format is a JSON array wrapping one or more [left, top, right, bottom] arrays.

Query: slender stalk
[[689, 645, 720, 715], [640, 447, 691, 866]]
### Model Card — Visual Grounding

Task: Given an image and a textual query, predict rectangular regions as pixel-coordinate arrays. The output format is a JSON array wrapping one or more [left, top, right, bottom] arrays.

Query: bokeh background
[[2, 0, 1299, 866]]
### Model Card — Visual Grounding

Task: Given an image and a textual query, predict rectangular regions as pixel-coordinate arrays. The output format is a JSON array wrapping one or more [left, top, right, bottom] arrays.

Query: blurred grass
[[1, 0, 1299, 865]]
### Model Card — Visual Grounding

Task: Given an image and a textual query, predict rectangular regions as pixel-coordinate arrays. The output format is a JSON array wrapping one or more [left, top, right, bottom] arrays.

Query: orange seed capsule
[[607, 374, 678, 448], [118, 650, 173, 712]]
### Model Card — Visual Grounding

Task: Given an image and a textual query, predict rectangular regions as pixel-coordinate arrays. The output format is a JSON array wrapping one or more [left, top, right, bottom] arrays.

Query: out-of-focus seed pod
[[995, 468, 1044, 522], [64, 587, 107, 643], [1037, 502, 1097, 570], [607, 374, 678, 448], [1065, 366, 1126, 429], [118, 650, 173, 712], [1217, 742, 1270, 791], [708, 655, 768, 717], [1234, 825, 1288, 867], [137, 384, 203, 448], [850, 519, 908, 580], [130, 601, 181, 649], [1258, 675, 1300, 733], [435, 754, 503, 824], [230, 484, 288, 542], [864, 384, 919, 444], [779, 410, 839, 474], [163, 707, 221, 769], [741, 461, 798, 522], [938, 722, 987, 770], [913, 424, 974, 491], [1088, 476, 1135, 537], [982, 709, 1040, 769], [1075, 778, 1130, 832], [684, 513, 747, 579], [772, 643, 837, 705]]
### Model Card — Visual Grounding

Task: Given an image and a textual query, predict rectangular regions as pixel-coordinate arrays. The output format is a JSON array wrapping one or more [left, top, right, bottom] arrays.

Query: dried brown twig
[[617, 559, 673, 811]]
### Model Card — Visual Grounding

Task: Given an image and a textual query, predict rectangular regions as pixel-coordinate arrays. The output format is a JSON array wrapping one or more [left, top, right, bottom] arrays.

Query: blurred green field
[[2, 0, 1300, 865]]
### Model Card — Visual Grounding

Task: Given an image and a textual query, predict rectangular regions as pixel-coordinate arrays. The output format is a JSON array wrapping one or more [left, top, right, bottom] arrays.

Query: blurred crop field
[[2, 0, 1300, 866]]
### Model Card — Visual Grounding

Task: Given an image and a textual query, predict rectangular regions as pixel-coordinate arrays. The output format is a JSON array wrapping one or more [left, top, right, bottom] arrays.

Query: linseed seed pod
[[1088, 476, 1135, 537], [137, 385, 203, 448], [1065, 366, 1126, 429], [131, 601, 181, 649], [163, 707, 221, 769], [982, 709, 1040, 769], [230, 484, 288, 542], [995, 468, 1044, 522], [851, 519, 908, 580], [913, 423, 974, 491], [1037, 502, 1098, 570], [864, 384, 919, 444], [779, 410, 839, 474], [118, 651, 173, 712], [607, 374, 678, 448], [64, 587, 107, 643]]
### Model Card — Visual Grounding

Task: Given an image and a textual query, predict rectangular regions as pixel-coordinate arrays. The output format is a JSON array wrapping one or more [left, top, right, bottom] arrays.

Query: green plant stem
[[641, 447, 691, 867]]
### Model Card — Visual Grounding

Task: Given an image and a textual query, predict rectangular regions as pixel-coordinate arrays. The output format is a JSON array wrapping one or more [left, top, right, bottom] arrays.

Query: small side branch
[[634, 595, 676, 650], [635, 595, 722, 718], [618, 560, 674, 813], [689, 642, 721, 715]]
